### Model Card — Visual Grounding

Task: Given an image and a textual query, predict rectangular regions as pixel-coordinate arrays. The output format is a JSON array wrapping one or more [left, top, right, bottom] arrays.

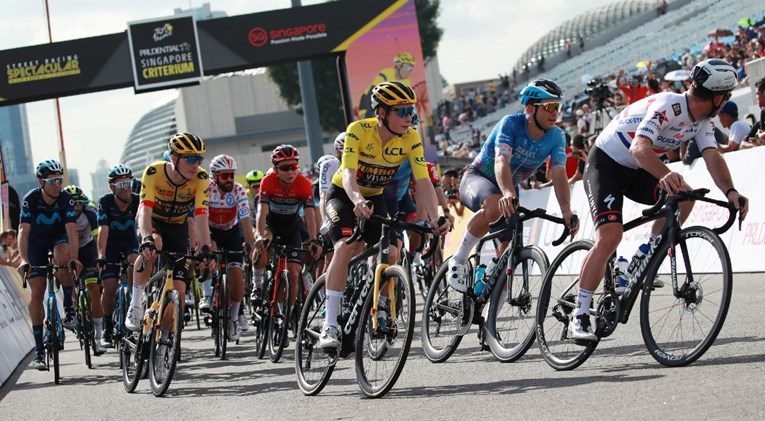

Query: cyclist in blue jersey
[[446, 79, 579, 292], [17, 160, 82, 370], [95, 164, 139, 347]]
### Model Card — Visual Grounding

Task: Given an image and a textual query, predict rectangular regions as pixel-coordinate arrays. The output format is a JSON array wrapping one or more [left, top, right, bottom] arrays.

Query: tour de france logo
[[153, 23, 174, 42]]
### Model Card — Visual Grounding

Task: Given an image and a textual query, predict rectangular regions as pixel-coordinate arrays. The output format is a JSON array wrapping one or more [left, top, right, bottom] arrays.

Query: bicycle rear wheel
[[420, 257, 467, 363], [268, 271, 291, 363], [356, 265, 415, 398], [295, 274, 334, 395], [536, 240, 599, 370], [640, 226, 732, 367], [486, 246, 548, 362], [78, 290, 94, 369], [254, 284, 269, 360], [214, 275, 229, 360], [149, 290, 183, 397], [122, 332, 145, 393]]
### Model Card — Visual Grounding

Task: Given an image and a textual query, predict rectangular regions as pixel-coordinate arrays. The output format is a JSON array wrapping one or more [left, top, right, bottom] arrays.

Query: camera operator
[[442, 168, 465, 217], [585, 79, 617, 136]]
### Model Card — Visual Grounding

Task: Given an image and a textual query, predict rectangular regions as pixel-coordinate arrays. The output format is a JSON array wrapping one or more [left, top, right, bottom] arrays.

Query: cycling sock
[[453, 231, 480, 265], [104, 313, 114, 331], [324, 289, 344, 328], [203, 279, 213, 298], [63, 286, 74, 309], [93, 318, 103, 339], [130, 283, 143, 308], [574, 288, 594, 317], [254, 269, 264, 289], [33, 324, 44, 355], [230, 301, 241, 321]]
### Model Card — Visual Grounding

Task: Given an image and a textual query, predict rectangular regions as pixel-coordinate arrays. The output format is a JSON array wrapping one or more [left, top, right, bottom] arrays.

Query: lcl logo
[[248, 28, 267, 47]]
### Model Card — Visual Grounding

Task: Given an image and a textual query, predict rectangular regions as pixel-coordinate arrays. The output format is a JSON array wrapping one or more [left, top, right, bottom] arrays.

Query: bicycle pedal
[[573, 338, 597, 347]]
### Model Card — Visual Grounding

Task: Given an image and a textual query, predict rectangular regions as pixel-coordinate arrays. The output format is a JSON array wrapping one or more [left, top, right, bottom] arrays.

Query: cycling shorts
[[584, 146, 660, 228], [325, 184, 388, 246], [102, 239, 139, 280], [459, 165, 520, 243], [266, 219, 305, 265], [28, 233, 68, 279], [211, 222, 244, 269], [152, 220, 192, 286], [78, 241, 98, 285]]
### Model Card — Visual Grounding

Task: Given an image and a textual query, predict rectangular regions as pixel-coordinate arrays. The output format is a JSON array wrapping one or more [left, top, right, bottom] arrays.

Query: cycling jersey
[[97, 193, 139, 242], [385, 160, 441, 202], [317, 155, 340, 193], [331, 117, 429, 196], [74, 206, 98, 247], [208, 181, 250, 231], [472, 113, 567, 186], [259, 171, 314, 223], [20, 188, 76, 238], [595, 92, 717, 169], [140, 161, 210, 224]]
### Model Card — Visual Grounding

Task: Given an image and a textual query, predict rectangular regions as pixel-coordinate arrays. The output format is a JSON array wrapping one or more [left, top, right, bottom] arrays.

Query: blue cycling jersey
[[471, 113, 567, 185], [20, 188, 77, 238], [97, 193, 139, 242], [384, 159, 413, 202]]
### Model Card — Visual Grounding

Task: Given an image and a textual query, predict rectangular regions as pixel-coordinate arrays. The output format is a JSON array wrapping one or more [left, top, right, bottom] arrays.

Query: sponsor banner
[[197, 0, 403, 74], [0, 265, 34, 386], [127, 15, 204, 92], [0, 33, 132, 105]]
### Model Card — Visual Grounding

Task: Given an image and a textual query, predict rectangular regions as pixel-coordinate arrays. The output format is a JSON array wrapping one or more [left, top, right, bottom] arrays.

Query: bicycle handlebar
[[488, 206, 576, 247], [641, 188, 741, 234], [345, 201, 437, 247]]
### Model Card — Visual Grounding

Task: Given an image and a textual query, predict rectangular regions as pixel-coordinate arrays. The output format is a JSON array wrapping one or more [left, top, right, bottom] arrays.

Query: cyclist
[[206, 154, 256, 341], [253, 145, 321, 321], [446, 79, 579, 292], [95, 164, 139, 347], [17, 159, 82, 370], [315, 132, 345, 273], [64, 185, 107, 356], [319, 81, 450, 349], [125, 132, 213, 332], [571, 59, 749, 341], [245, 170, 265, 228]]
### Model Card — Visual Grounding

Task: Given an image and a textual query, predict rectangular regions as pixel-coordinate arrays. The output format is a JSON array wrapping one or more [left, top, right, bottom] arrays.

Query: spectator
[[745, 77, 765, 147], [568, 134, 589, 185], [616, 69, 650, 104], [565, 41, 572, 59], [718, 101, 751, 153], [442, 169, 465, 217], [0, 229, 20, 267], [576, 109, 589, 134]]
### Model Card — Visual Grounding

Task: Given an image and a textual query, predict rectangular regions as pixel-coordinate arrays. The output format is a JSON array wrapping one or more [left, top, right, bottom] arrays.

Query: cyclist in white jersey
[[206, 154, 256, 340], [571, 59, 750, 341]]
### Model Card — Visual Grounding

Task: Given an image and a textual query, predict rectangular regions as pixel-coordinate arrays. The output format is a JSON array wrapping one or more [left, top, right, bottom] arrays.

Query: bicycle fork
[[371, 263, 397, 333]]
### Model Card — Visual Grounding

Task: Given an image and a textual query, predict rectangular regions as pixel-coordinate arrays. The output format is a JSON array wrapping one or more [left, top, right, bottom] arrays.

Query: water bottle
[[626, 242, 651, 277], [473, 264, 487, 295], [614, 256, 629, 293]]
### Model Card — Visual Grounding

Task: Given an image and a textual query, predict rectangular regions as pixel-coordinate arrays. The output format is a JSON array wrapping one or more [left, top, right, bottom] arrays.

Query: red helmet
[[271, 144, 299, 165]]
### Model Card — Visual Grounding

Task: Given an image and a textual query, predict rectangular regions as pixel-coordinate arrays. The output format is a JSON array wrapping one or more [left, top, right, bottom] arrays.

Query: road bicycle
[[24, 251, 74, 384], [207, 249, 241, 360], [121, 250, 203, 396], [73, 263, 99, 368], [421, 207, 572, 363], [536, 188, 742, 370], [295, 210, 433, 398], [252, 240, 305, 363]]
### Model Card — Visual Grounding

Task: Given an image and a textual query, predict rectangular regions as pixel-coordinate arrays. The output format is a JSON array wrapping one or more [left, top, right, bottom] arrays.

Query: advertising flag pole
[[43, 0, 70, 186]]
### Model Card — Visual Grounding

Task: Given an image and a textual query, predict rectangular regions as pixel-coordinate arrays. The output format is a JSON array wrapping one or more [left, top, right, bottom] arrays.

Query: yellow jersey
[[331, 117, 429, 196], [140, 161, 210, 224]]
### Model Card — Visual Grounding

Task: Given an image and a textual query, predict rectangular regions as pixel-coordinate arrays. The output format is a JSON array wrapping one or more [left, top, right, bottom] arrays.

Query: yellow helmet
[[371, 81, 417, 110], [394, 51, 416, 66], [168, 132, 205, 156]]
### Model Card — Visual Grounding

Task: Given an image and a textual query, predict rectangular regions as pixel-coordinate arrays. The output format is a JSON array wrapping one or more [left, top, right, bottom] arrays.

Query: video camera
[[585, 79, 611, 102]]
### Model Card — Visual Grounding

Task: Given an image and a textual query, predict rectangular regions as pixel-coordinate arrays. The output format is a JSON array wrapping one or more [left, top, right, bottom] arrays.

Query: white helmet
[[334, 132, 346, 152], [691, 59, 738, 92], [209, 154, 237, 172]]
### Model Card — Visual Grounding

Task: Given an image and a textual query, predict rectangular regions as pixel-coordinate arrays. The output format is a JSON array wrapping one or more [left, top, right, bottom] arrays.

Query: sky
[[0, 0, 620, 195]]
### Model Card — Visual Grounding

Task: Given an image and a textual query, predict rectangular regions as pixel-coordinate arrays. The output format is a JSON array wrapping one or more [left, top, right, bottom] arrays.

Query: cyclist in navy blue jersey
[[95, 164, 139, 347], [17, 160, 82, 370]]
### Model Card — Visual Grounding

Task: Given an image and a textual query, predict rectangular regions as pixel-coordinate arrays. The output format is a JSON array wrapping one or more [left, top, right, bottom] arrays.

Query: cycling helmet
[[35, 159, 64, 178], [334, 132, 346, 152], [370, 81, 417, 110], [393, 51, 416, 66], [132, 178, 142, 195], [519, 79, 563, 105], [64, 185, 88, 204], [691, 59, 738, 92], [108, 164, 133, 182], [209, 154, 237, 173], [271, 144, 299, 165], [168, 132, 205, 156], [245, 170, 264, 184]]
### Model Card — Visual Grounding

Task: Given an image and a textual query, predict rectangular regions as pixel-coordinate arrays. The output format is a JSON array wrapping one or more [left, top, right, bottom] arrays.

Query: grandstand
[[447, 0, 764, 145]]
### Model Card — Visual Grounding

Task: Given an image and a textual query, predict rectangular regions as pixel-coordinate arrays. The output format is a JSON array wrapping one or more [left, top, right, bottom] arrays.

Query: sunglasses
[[393, 106, 416, 118], [401, 64, 414, 72], [277, 164, 299, 172], [534, 102, 561, 113], [44, 177, 64, 185], [112, 180, 132, 189], [181, 155, 204, 165], [216, 172, 235, 181]]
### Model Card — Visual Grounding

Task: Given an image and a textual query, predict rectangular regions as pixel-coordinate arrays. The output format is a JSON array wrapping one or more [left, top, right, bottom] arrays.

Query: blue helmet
[[35, 159, 64, 178], [520, 79, 563, 105]]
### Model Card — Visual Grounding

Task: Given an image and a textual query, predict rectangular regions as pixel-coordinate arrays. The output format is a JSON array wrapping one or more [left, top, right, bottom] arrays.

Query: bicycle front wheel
[[295, 274, 334, 396], [355, 265, 415, 398], [122, 332, 144, 393], [268, 270, 291, 363], [420, 257, 467, 363], [486, 246, 548, 362], [149, 290, 183, 397], [78, 290, 94, 369], [640, 226, 732, 367], [536, 240, 599, 370], [47, 299, 61, 385]]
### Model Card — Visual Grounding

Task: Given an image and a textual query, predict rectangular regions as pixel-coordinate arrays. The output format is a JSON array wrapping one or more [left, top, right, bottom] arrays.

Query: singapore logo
[[249, 27, 268, 47]]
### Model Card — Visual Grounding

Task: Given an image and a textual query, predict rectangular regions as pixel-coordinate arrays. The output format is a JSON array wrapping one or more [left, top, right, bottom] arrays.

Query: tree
[[267, 0, 443, 133]]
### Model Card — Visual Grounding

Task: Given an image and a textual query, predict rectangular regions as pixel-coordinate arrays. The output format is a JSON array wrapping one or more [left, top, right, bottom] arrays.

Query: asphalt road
[[2, 273, 764, 420]]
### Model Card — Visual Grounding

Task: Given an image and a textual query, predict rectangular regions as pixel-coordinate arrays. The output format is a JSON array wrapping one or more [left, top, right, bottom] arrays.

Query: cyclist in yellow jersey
[[320, 81, 450, 349], [125, 132, 213, 331], [357, 52, 415, 119]]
